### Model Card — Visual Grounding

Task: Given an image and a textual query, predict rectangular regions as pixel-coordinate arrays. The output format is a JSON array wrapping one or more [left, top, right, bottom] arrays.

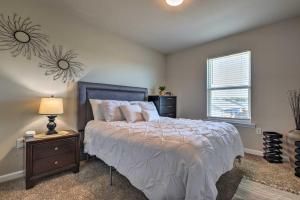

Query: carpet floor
[[0, 154, 299, 200], [236, 154, 300, 195]]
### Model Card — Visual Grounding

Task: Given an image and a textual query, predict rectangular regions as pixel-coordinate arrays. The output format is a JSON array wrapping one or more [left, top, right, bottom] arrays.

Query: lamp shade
[[39, 97, 64, 115]]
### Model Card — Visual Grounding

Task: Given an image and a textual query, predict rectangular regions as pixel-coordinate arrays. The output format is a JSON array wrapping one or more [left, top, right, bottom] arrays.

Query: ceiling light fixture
[[165, 0, 184, 7]]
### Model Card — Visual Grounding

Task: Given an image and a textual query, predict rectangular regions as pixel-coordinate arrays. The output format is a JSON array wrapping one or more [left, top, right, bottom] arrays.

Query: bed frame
[[77, 81, 148, 158]]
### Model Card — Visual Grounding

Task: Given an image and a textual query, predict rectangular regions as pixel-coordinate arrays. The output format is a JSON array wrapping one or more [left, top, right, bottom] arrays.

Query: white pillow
[[101, 100, 130, 122], [120, 104, 144, 123], [138, 101, 158, 111], [89, 99, 104, 120], [142, 109, 160, 122], [137, 102, 160, 122]]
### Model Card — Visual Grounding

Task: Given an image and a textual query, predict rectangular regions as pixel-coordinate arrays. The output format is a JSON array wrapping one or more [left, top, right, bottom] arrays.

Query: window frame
[[206, 51, 252, 124]]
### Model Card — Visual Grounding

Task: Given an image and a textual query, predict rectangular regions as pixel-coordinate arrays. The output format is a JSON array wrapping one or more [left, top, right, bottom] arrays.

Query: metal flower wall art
[[0, 13, 85, 83], [0, 14, 49, 59], [39, 45, 84, 83]]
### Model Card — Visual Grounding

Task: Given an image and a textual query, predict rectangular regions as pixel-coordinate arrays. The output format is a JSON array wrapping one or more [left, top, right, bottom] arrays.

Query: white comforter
[[84, 117, 244, 200]]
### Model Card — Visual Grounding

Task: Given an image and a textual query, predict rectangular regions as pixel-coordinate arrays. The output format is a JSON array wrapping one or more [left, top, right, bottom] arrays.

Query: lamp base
[[47, 130, 58, 135], [46, 115, 58, 135]]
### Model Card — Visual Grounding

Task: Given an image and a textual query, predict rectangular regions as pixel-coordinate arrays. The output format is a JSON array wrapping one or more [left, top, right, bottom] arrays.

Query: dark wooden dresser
[[25, 130, 80, 189], [148, 95, 177, 118]]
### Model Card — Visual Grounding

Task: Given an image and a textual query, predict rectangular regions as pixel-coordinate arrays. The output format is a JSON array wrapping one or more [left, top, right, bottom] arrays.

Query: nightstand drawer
[[160, 97, 176, 106], [32, 153, 75, 176], [159, 105, 176, 114], [32, 138, 76, 160]]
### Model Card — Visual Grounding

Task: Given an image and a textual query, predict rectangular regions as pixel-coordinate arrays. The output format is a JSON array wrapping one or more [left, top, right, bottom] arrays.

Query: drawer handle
[[54, 161, 58, 165], [54, 147, 59, 151], [167, 98, 173, 100], [167, 106, 173, 108]]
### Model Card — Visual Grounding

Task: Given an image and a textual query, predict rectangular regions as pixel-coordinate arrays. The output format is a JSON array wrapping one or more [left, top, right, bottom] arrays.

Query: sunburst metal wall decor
[[1, 13, 85, 83], [39, 45, 84, 83], [0, 14, 49, 59]]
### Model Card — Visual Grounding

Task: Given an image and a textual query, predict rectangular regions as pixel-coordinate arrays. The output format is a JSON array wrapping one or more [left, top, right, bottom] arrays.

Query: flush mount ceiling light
[[165, 0, 184, 6]]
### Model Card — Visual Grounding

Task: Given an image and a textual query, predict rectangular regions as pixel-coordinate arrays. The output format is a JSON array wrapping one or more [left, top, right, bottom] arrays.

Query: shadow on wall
[[0, 73, 41, 174], [0, 147, 24, 176], [0, 73, 74, 175]]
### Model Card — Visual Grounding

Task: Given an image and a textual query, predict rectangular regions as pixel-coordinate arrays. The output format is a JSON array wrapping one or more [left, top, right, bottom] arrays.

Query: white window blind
[[207, 51, 251, 120]]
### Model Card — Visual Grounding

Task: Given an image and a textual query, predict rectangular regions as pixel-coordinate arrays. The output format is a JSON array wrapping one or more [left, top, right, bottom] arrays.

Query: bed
[[77, 81, 244, 200]]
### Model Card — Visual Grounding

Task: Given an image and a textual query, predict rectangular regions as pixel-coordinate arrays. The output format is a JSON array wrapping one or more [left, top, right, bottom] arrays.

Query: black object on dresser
[[263, 132, 283, 163], [148, 95, 176, 118], [295, 141, 300, 177], [25, 130, 80, 189]]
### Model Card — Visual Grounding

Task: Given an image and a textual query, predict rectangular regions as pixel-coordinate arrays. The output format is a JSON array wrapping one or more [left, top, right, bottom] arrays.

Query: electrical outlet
[[256, 127, 262, 135], [16, 137, 24, 148]]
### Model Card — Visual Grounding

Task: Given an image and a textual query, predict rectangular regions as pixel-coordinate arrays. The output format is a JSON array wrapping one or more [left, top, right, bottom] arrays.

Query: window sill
[[207, 118, 256, 128]]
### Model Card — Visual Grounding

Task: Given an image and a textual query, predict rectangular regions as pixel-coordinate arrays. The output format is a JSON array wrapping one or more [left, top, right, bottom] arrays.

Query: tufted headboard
[[77, 81, 148, 132]]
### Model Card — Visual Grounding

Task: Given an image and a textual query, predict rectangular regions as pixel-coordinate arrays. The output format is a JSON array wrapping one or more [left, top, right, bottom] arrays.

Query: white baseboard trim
[[282, 155, 289, 162], [244, 148, 263, 156], [0, 170, 24, 183]]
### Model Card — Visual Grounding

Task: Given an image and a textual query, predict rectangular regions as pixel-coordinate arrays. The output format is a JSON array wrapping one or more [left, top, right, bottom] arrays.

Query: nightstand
[[148, 96, 177, 118], [25, 130, 80, 189]]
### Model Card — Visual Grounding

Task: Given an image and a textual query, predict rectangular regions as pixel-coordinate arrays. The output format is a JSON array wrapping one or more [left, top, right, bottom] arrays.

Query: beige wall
[[0, 0, 165, 175], [166, 17, 300, 152]]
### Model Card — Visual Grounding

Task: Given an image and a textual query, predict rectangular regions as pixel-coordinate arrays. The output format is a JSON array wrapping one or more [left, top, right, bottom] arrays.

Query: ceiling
[[44, 0, 300, 54]]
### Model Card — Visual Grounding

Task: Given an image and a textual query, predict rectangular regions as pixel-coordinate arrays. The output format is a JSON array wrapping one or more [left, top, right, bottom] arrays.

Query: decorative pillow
[[89, 99, 104, 120], [138, 101, 158, 111], [120, 104, 144, 123], [137, 102, 160, 122], [142, 109, 160, 122], [101, 100, 130, 122]]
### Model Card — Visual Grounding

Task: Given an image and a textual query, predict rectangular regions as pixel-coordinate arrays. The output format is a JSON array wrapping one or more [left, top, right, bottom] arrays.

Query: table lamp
[[39, 97, 64, 135]]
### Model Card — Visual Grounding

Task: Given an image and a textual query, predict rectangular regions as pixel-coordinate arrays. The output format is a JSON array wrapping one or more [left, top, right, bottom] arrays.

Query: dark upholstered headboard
[[77, 81, 148, 132]]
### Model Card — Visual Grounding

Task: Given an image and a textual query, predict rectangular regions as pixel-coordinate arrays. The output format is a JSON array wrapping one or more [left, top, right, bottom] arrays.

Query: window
[[207, 51, 251, 122]]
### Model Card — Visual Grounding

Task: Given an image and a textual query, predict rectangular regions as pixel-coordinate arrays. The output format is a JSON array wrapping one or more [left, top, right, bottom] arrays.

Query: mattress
[[84, 117, 244, 200]]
